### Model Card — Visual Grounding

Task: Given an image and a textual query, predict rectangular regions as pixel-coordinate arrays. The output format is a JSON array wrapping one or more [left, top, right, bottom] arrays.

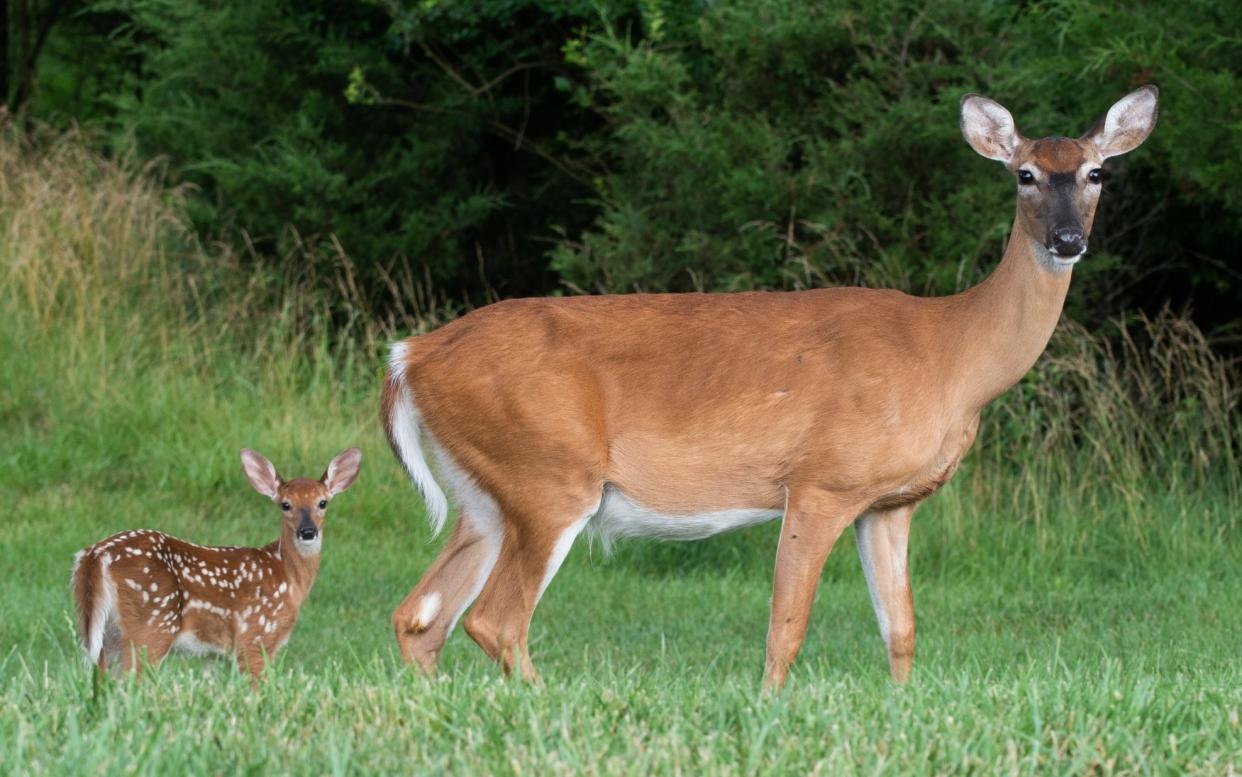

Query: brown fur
[[71, 551, 105, 669], [384, 89, 1157, 689], [1009, 136, 1104, 248]]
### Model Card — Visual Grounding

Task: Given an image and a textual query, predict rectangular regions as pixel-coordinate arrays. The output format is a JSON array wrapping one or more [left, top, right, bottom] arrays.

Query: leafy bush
[[551, 0, 1242, 331], [81, 0, 615, 303], [21, 0, 1242, 332]]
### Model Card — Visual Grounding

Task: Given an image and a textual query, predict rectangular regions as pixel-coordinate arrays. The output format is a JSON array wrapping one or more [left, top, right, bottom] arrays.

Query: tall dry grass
[[0, 129, 458, 382], [0, 131, 403, 502], [957, 310, 1241, 559]]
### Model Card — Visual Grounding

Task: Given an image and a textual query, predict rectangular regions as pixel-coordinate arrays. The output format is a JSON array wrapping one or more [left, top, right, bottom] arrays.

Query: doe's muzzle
[[1049, 226, 1086, 258]]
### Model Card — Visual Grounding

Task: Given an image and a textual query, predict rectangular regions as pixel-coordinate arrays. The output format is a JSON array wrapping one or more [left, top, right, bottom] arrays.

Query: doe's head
[[240, 447, 362, 554], [960, 86, 1158, 271]]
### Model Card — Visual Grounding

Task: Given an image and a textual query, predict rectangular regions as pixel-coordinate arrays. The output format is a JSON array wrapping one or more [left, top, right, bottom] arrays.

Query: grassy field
[[2, 136, 1240, 774]]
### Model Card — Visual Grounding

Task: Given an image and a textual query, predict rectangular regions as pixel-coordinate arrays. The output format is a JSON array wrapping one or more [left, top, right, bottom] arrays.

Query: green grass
[[3, 470, 1241, 773], [2, 134, 1240, 774]]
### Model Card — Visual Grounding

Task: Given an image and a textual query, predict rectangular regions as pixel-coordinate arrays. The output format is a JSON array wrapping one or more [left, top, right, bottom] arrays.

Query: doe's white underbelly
[[585, 486, 782, 549]]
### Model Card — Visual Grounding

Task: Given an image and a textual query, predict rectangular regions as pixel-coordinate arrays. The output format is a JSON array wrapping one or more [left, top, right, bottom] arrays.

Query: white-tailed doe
[[71, 447, 361, 678], [384, 87, 1158, 690]]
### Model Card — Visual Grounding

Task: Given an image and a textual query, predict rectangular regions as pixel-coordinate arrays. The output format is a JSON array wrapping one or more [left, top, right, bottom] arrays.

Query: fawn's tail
[[71, 549, 115, 667]]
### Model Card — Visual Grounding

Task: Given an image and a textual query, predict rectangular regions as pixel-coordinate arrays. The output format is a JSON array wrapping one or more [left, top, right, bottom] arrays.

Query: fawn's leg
[[116, 611, 175, 678], [238, 643, 269, 685]]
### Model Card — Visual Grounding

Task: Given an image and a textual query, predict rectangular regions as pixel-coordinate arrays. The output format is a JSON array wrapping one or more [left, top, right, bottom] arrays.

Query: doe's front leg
[[855, 504, 917, 682], [763, 487, 861, 693]]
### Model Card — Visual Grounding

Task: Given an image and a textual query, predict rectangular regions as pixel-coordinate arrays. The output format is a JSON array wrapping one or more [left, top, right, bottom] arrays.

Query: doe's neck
[[947, 212, 1073, 410]]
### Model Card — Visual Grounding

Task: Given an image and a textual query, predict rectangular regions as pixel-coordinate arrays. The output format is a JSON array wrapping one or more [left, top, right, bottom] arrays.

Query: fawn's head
[[960, 86, 1158, 272], [240, 448, 362, 555]]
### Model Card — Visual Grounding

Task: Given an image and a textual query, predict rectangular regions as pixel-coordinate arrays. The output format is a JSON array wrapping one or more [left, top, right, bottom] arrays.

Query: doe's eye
[[1087, 168, 1103, 184], [1017, 170, 1036, 185], [318, 500, 328, 510], [280, 501, 291, 511]]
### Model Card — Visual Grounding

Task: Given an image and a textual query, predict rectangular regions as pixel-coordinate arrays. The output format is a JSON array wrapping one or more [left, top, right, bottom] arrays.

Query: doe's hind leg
[[393, 510, 501, 673], [462, 492, 596, 681]]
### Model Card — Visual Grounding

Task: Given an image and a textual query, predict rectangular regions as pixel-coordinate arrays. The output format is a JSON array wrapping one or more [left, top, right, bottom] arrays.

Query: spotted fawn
[[71, 447, 361, 678]]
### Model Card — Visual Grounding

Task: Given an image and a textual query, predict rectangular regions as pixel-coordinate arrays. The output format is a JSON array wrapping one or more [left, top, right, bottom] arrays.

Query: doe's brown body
[[385, 87, 1158, 689]]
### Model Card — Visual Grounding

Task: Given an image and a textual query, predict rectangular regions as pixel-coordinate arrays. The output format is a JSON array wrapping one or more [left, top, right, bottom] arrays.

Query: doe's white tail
[[384, 342, 450, 536]]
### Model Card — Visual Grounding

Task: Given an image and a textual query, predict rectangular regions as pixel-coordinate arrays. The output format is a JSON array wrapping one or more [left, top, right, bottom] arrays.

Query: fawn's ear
[[960, 94, 1023, 163], [1083, 85, 1159, 159], [241, 449, 281, 499], [322, 447, 362, 497]]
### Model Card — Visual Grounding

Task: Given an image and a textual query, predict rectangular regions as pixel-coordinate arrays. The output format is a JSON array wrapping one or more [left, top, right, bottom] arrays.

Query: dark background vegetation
[[3, 0, 1239, 336]]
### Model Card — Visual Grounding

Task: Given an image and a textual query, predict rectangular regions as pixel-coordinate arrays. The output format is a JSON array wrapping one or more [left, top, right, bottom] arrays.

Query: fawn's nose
[[296, 509, 318, 541], [1049, 227, 1086, 258]]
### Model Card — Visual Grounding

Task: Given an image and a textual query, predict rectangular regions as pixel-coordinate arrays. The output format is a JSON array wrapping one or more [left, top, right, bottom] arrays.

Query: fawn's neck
[[269, 526, 321, 603]]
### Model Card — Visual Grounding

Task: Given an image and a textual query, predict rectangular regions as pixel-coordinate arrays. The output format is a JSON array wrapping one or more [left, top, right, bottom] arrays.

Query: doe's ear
[[960, 94, 1022, 163], [1084, 85, 1159, 159], [322, 447, 362, 497], [241, 449, 281, 499]]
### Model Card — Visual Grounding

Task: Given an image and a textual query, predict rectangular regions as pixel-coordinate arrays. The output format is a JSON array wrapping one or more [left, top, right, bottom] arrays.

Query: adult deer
[[72, 448, 361, 678], [384, 87, 1158, 689]]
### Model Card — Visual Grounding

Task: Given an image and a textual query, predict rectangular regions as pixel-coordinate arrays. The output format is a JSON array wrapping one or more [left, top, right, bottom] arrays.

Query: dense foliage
[[6, 0, 1241, 330]]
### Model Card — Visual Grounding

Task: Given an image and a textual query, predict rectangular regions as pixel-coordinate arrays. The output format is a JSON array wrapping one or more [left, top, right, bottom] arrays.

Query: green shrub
[[551, 0, 1242, 331], [20, 0, 1242, 329]]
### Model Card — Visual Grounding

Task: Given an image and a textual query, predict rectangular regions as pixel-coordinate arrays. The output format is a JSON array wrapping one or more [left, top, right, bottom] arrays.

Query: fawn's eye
[[318, 500, 328, 510], [1087, 168, 1103, 184], [280, 501, 291, 511], [1017, 169, 1036, 185]]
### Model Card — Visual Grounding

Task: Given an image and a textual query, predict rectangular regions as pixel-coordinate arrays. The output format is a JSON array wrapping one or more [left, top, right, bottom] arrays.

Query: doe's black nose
[[1050, 227, 1086, 257], [298, 527, 318, 541]]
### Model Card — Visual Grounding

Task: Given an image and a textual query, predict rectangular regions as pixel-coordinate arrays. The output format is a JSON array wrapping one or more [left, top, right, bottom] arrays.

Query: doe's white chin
[[1044, 247, 1085, 272]]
